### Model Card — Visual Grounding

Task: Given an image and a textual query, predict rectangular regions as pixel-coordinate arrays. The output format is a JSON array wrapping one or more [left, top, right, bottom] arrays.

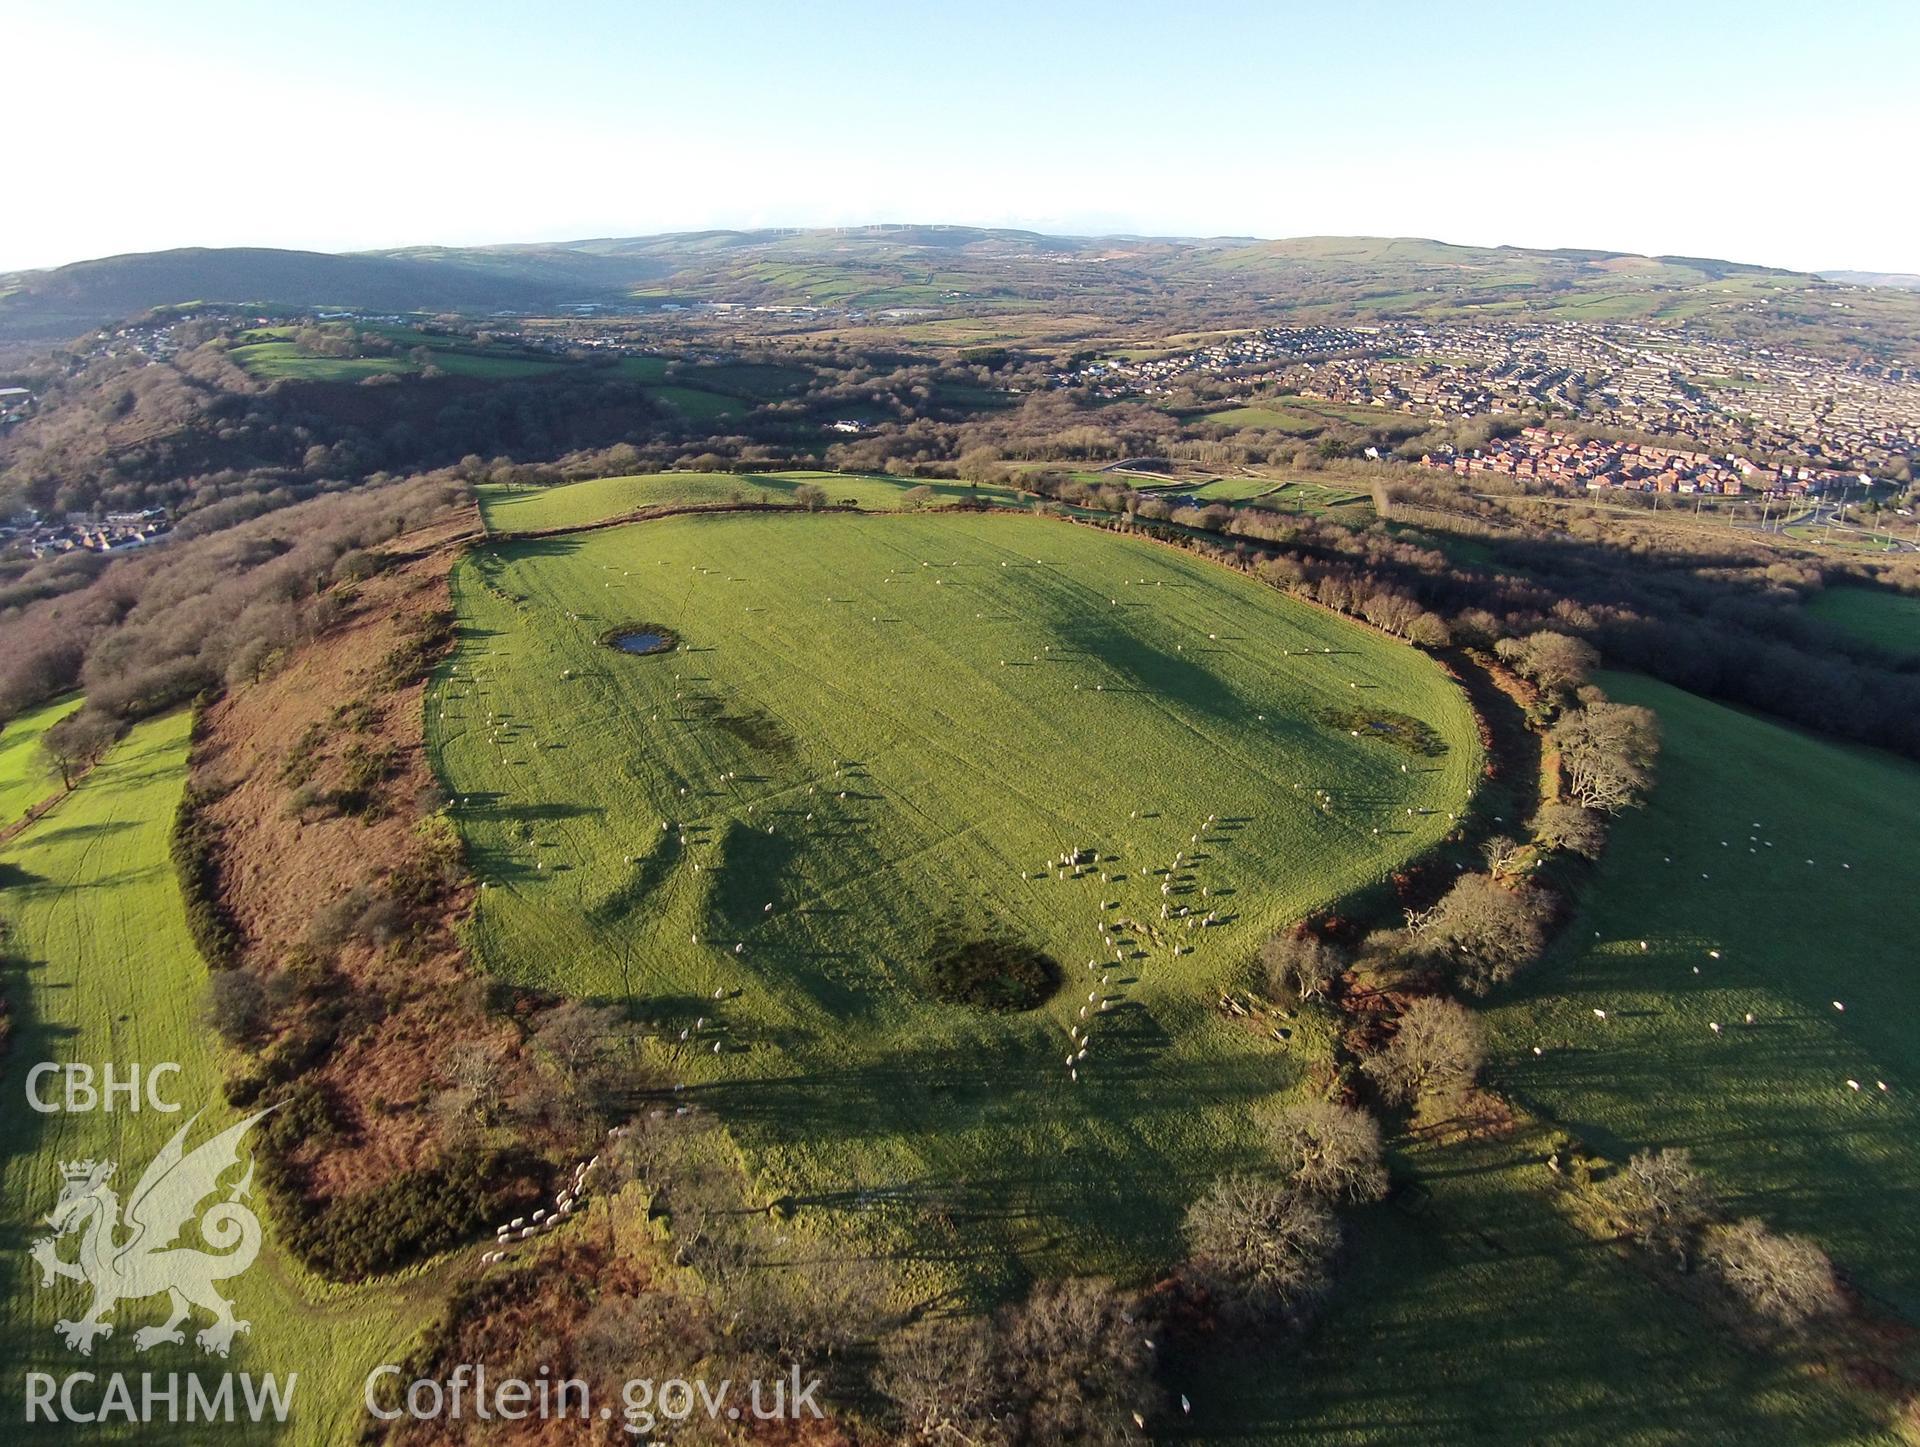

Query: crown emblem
[[58, 1160, 111, 1184]]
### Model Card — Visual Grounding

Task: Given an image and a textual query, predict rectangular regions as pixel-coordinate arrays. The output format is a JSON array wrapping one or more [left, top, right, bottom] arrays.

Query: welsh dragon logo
[[30, 1109, 272, 1356]]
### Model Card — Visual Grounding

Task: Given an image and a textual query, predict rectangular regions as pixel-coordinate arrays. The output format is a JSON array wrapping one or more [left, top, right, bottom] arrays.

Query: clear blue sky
[[10, 0, 1918, 273]]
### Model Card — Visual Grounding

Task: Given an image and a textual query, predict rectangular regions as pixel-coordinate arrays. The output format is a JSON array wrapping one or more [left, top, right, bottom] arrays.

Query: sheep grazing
[[1592, 1009, 1608, 1021], [511, 1217, 526, 1230], [1709, 1022, 1722, 1035], [1833, 1001, 1846, 1012], [1847, 1079, 1862, 1091]]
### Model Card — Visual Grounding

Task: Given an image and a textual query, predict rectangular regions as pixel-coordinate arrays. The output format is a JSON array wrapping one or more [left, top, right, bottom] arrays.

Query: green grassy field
[[1200, 399, 1405, 436], [429, 510, 1481, 1300], [1805, 585, 1920, 659], [0, 694, 83, 824], [1487, 674, 1920, 1317], [647, 384, 746, 423], [1174, 1121, 1887, 1444], [1201, 404, 1324, 435], [1253, 481, 1374, 522], [0, 714, 430, 1441], [476, 471, 1020, 533], [228, 337, 566, 383], [227, 341, 411, 382], [1181, 477, 1282, 504]]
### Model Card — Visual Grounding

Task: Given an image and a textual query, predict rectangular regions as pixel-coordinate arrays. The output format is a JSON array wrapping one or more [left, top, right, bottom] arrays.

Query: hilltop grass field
[[0, 714, 429, 1441], [1805, 585, 1920, 660], [0, 693, 83, 824], [1487, 674, 1920, 1318], [476, 470, 1021, 533], [429, 510, 1481, 1299]]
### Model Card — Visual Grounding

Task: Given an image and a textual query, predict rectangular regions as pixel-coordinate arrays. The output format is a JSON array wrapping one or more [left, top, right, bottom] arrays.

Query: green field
[[1805, 585, 1920, 659], [1181, 477, 1282, 504], [476, 470, 1019, 533], [1200, 399, 1405, 436], [228, 337, 567, 383], [1487, 674, 1920, 1316], [0, 714, 428, 1441], [430, 510, 1481, 1299], [1176, 1122, 1886, 1444], [227, 341, 412, 382], [0, 694, 83, 824], [1253, 481, 1374, 521], [1202, 404, 1325, 435], [646, 385, 745, 423]]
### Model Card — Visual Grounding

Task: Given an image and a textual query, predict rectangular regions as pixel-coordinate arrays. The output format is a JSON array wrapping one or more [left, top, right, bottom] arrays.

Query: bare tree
[[1266, 1100, 1388, 1203], [1261, 929, 1344, 1002], [1531, 801, 1609, 860], [1702, 1219, 1845, 1331], [994, 1279, 1163, 1445], [1495, 631, 1599, 692], [875, 1319, 999, 1444], [1184, 1175, 1340, 1326], [1552, 702, 1661, 813], [41, 709, 120, 789], [1479, 834, 1524, 875], [1607, 1148, 1715, 1254], [1362, 996, 1484, 1109], [1422, 874, 1554, 994]]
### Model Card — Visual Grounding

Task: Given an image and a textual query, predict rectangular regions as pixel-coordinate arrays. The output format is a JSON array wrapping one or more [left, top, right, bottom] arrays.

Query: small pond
[[601, 623, 679, 656]]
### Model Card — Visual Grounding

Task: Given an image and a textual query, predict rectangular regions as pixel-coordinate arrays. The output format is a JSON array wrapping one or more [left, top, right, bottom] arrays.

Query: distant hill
[[0, 246, 640, 342], [1821, 270, 1920, 290], [3, 228, 1915, 358]]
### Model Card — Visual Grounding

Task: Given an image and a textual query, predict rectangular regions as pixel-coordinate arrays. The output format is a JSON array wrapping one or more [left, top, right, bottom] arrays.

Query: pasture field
[[1201, 404, 1322, 435], [1255, 481, 1374, 522], [429, 510, 1481, 1299], [646, 384, 745, 423], [1487, 674, 1920, 1315], [1175, 1120, 1885, 1444], [227, 340, 410, 382], [229, 335, 564, 383], [1180, 477, 1281, 504], [0, 693, 83, 824], [1805, 585, 1920, 659], [0, 714, 428, 1441], [476, 470, 1020, 533], [1200, 399, 1409, 436]]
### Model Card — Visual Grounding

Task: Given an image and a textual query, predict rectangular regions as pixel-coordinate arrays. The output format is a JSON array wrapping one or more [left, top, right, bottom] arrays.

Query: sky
[[6, 0, 1918, 275]]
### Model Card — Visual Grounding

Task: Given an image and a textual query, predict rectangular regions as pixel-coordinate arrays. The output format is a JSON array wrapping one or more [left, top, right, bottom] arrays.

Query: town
[[1056, 320, 1920, 484], [1418, 425, 1865, 500], [1, 505, 171, 558]]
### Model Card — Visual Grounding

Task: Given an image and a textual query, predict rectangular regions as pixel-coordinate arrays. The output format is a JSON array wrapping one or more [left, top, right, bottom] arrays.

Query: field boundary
[[0, 765, 95, 847]]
